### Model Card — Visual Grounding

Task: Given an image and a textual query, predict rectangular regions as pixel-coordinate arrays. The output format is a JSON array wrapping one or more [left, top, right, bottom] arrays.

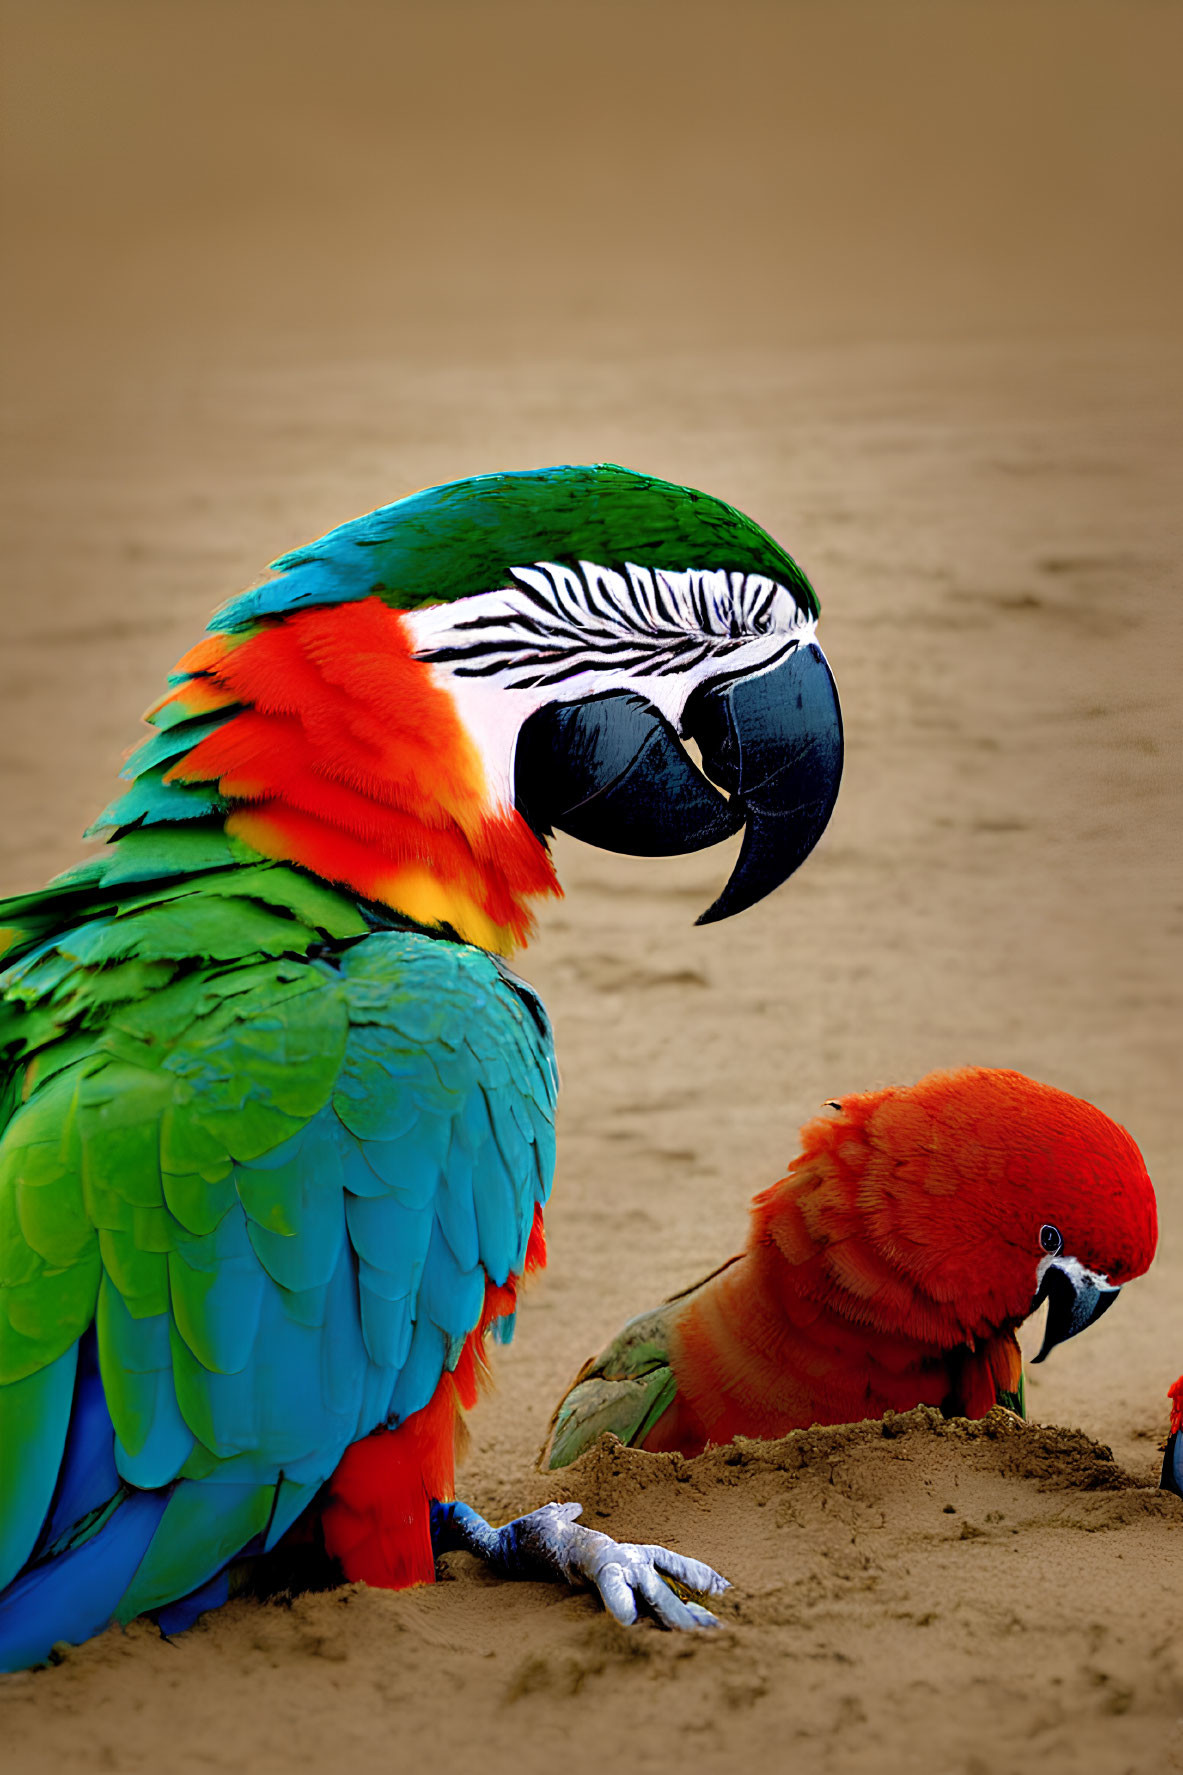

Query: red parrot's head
[[809, 1067, 1158, 1355]]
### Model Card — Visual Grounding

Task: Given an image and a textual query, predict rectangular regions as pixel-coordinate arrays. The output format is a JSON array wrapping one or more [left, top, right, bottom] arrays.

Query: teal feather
[[120, 715, 231, 783], [264, 1475, 321, 1552], [523, 1101, 557, 1197], [238, 1128, 346, 1285], [95, 1281, 194, 1485], [316, 1239, 376, 1424], [115, 1479, 275, 1623], [387, 1314, 447, 1424], [87, 772, 227, 837], [353, 1267, 415, 1371], [345, 1195, 433, 1287], [352, 1135, 440, 1209], [242, 1184, 347, 1294], [168, 1206, 267, 1376], [235, 1114, 345, 1229], [275, 1277, 330, 1330], [471, 1135, 521, 1286], [336, 1141, 393, 1200], [332, 1035, 442, 1145], [0, 1343, 77, 1589], [481, 1077, 536, 1182], [419, 1220, 485, 1350], [433, 1159, 481, 1272], [1, 901, 556, 1660]]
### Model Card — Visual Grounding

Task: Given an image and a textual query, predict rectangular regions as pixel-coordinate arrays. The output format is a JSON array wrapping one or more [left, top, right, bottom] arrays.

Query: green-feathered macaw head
[[213, 463, 843, 924]]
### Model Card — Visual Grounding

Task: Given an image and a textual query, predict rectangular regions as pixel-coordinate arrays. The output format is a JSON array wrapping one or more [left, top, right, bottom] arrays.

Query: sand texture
[[3, 1413, 1181, 1775], [2, 3, 1181, 1771]]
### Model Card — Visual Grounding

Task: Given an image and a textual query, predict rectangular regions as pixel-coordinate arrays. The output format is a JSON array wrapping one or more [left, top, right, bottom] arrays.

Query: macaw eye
[[1039, 1224, 1063, 1254]]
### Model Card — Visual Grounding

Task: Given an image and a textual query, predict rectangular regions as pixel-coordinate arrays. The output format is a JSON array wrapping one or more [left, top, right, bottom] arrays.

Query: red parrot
[[545, 1067, 1159, 1465]]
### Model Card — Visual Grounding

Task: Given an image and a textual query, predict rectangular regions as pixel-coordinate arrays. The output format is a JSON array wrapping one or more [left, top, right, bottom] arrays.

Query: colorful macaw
[[545, 1067, 1158, 1466], [1162, 1377, 1183, 1499], [0, 465, 843, 1666]]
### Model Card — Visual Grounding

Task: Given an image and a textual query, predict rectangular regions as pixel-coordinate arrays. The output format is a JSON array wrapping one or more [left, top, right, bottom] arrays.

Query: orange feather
[[163, 598, 559, 951]]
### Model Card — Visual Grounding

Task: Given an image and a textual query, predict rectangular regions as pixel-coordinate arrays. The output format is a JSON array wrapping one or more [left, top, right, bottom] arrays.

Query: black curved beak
[[685, 644, 843, 924], [1030, 1260, 1121, 1364], [513, 643, 842, 923], [514, 691, 744, 859]]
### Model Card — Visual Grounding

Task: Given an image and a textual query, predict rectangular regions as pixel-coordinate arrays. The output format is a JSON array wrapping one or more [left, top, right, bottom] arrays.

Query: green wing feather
[[0, 862, 556, 1624], [544, 1301, 679, 1470], [995, 1371, 1027, 1418]]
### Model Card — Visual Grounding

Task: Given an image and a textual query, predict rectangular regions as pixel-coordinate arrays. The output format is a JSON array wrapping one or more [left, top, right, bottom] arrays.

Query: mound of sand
[[3, 1411, 1179, 1775]]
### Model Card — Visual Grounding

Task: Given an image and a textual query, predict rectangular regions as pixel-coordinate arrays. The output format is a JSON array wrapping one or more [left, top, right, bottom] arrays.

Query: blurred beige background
[[2, 4, 1181, 1772], [3, 0, 1181, 860]]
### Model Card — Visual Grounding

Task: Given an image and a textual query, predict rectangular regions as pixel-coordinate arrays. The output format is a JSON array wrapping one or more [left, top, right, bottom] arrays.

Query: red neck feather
[[158, 598, 559, 952]]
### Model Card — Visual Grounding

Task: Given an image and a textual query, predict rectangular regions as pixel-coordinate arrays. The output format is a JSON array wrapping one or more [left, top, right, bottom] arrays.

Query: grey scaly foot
[[431, 1499, 728, 1629]]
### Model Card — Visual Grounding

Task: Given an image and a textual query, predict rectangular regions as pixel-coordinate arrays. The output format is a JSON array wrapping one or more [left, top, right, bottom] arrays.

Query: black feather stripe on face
[[416, 560, 809, 689]]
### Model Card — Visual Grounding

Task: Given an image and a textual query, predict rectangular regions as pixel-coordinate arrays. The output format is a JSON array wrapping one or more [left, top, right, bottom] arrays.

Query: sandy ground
[[2, 3, 1182, 1771]]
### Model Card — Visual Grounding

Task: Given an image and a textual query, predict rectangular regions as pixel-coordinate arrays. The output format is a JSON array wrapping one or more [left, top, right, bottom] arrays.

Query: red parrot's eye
[[1039, 1224, 1063, 1254]]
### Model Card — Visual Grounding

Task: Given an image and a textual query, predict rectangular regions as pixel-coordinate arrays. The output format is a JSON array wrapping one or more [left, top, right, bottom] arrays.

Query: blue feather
[[42, 1332, 118, 1550], [0, 1487, 168, 1671], [154, 1566, 231, 1636]]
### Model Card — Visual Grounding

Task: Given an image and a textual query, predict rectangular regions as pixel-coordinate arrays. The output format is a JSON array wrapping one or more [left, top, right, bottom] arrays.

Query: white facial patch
[[402, 561, 815, 808], [1035, 1252, 1115, 1294], [406, 560, 812, 711]]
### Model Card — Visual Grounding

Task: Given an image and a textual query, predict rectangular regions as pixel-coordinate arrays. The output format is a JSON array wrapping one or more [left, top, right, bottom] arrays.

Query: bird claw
[[498, 1500, 729, 1630]]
